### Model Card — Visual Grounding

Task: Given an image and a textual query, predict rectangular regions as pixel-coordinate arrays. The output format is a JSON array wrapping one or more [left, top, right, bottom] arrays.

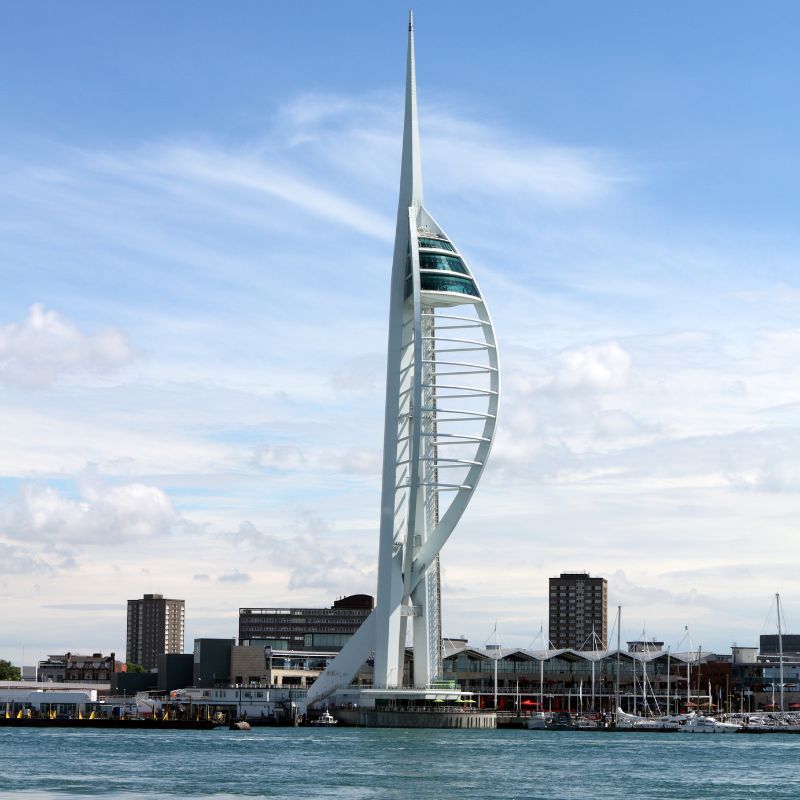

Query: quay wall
[[333, 709, 496, 729]]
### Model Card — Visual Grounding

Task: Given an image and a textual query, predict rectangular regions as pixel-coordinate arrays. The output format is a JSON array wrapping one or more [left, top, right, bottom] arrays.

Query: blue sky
[[2, 1, 800, 664]]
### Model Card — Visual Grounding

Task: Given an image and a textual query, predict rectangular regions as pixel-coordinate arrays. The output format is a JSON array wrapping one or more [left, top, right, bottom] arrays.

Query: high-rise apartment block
[[126, 593, 185, 670], [548, 572, 607, 650]]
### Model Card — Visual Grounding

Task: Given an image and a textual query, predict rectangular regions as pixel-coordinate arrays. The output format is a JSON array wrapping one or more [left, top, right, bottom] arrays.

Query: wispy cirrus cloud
[[94, 144, 396, 242], [217, 569, 251, 584], [277, 91, 630, 206]]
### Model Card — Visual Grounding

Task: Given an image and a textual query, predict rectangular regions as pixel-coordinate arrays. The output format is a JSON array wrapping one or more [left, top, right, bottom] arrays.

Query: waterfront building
[[548, 572, 608, 650], [441, 643, 702, 713], [238, 594, 373, 652], [231, 647, 358, 689], [191, 638, 349, 690], [760, 633, 800, 657], [36, 652, 123, 683], [192, 638, 235, 688], [435, 642, 800, 714], [628, 639, 664, 653], [308, 12, 500, 706], [0, 685, 99, 716], [167, 685, 306, 722], [229, 644, 268, 686], [157, 653, 194, 693], [111, 670, 157, 694], [126, 593, 185, 670]]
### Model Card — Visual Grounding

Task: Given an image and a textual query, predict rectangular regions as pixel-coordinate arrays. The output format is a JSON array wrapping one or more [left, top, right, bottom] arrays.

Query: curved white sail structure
[[307, 12, 499, 705]]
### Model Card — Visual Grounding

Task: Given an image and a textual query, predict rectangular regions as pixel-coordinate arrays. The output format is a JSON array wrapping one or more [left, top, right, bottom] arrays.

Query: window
[[418, 236, 456, 253], [420, 274, 480, 298], [418, 252, 468, 274]]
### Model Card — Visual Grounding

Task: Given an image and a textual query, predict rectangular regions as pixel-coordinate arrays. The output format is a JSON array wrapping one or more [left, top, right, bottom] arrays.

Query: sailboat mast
[[686, 631, 691, 713], [666, 646, 671, 716], [493, 622, 499, 710], [615, 606, 621, 714], [697, 645, 702, 707], [539, 625, 545, 711], [777, 592, 784, 713]]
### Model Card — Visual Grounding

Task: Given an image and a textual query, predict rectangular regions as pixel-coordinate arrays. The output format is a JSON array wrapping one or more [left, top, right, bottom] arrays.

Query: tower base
[[317, 686, 496, 728], [333, 707, 496, 729]]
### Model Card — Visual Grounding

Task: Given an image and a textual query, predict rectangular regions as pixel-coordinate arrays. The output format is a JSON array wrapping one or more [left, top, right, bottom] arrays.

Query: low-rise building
[[439, 641, 800, 713], [168, 685, 305, 722], [1, 681, 104, 716], [37, 653, 124, 683], [229, 644, 372, 689]]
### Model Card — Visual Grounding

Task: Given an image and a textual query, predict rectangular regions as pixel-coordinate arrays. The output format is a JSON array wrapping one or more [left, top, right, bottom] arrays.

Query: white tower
[[307, 12, 499, 704]]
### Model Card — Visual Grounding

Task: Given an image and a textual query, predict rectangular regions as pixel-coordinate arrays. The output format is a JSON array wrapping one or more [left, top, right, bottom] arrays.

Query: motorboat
[[525, 712, 547, 730], [679, 715, 741, 734], [615, 708, 681, 731], [310, 710, 338, 726], [546, 712, 577, 730]]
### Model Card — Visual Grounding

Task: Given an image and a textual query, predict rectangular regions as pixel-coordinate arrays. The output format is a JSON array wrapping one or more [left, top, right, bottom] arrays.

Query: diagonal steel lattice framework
[[307, 12, 499, 704]]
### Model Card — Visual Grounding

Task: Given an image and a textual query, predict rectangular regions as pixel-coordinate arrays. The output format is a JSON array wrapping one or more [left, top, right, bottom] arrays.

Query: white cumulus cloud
[[550, 342, 632, 393], [225, 515, 374, 594], [0, 304, 135, 389], [0, 480, 178, 544]]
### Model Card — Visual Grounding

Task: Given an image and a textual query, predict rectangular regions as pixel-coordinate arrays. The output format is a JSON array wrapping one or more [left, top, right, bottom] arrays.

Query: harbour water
[[1, 727, 799, 799]]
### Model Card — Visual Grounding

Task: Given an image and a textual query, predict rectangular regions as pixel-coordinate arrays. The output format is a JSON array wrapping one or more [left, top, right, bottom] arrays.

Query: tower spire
[[399, 9, 423, 212]]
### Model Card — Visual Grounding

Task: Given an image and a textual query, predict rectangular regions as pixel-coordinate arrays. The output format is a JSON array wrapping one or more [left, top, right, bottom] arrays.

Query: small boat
[[525, 712, 547, 730], [679, 715, 741, 734], [310, 710, 338, 726], [615, 708, 681, 731], [546, 712, 576, 731], [230, 720, 252, 731]]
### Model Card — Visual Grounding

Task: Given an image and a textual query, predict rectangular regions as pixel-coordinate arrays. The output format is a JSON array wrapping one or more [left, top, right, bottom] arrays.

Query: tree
[[126, 662, 146, 673], [0, 659, 21, 680]]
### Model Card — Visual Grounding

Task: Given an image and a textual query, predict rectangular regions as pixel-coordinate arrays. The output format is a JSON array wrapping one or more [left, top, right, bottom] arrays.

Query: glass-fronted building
[[239, 594, 374, 652]]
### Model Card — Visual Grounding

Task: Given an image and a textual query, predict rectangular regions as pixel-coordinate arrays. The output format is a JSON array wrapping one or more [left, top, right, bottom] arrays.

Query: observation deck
[[405, 231, 481, 307]]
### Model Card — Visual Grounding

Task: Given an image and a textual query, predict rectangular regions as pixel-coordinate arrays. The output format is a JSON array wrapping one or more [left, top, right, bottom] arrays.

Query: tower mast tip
[[409, 10, 414, 31]]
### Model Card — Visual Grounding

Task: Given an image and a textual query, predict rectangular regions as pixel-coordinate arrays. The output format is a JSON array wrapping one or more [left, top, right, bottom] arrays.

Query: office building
[[238, 594, 374, 651], [548, 572, 608, 650], [157, 653, 194, 693], [760, 634, 800, 658], [193, 638, 235, 688], [126, 593, 185, 670]]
